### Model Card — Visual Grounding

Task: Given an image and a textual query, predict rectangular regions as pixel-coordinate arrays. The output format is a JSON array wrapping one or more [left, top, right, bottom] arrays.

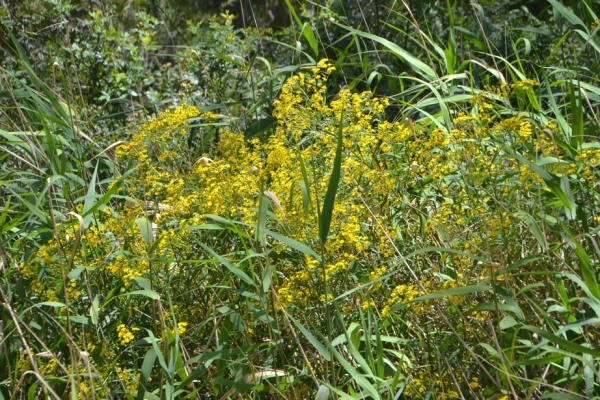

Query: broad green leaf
[[38, 301, 66, 308], [198, 242, 254, 285], [80, 170, 132, 219], [136, 217, 154, 245], [144, 330, 170, 379], [297, 149, 312, 214], [499, 316, 520, 330], [405, 246, 489, 264], [513, 211, 548, 250], [297, 181, 310, 214], [67, 266, 88, 280], [288, 315, 331, 359], [68, 316, 90, 325], [320, 111, 344, 244], [244, 117, 277, 140], [82, 162, 98, 228], [133, 277, 152, 291], [122, 290, 160, 300], [521, 325, 600, 357], [264, 229, 321, 262], [572, 241, 600, 299], [137, 348, 158, 400], [283, 0, 318, 56], [315, 385, 330, 400], [89, 295, 100, 325], [391, 285, 492, 312], [510, 154, 574, 215], [549, 0, 588, 32], [340, 26, 436, 80], [301, 23, 318, 57]]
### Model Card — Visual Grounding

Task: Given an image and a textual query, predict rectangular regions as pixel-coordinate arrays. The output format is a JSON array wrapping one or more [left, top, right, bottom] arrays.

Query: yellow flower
[[117, 324, 136, 346]]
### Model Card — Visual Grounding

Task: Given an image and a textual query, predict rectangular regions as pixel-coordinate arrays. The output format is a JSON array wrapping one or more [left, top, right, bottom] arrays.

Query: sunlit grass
[[1, 1, 600, 399]]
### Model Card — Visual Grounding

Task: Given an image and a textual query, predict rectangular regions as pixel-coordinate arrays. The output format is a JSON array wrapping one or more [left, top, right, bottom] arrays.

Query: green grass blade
[[264, 229, 321, 262], [319, 109, 344, 245], [572, 240, 600, 300], [338, 25, 436, 80], [135, 217, 154, 245], [198, 242, 254, 285], [287, 315, 331, 359], [521, 325, 600, 357], [80, 170, 133, 220], [392, 285, 492, 312], [513, 211, 548, 250], [136, 348, 158, 400]]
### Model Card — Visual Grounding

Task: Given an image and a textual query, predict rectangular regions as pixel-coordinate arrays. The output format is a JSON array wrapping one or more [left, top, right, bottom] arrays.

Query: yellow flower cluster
[[117, 324, 139, 346], [15, 60, 600, 397]]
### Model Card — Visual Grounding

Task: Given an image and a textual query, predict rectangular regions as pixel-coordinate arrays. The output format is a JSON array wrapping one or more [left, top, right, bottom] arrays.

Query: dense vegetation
[[1, 0, 600, 398]]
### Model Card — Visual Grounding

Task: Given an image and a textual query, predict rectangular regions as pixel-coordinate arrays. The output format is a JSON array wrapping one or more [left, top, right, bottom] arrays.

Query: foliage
[[1, 0, 278, 140], [1, 0, 600, 399]]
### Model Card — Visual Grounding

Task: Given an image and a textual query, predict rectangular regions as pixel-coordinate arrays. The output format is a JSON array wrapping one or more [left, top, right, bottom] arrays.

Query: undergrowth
[[1, 0, 600, 399]]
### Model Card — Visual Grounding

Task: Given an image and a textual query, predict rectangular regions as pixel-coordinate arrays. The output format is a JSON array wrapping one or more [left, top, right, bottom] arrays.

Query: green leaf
[[321, 334, 379, 399], [264, 229, 321, 262], [136, 217, 154, 245], [198, 242, 254, 285], [187, 346, 247, 364], [583, 352, 594, 398], [283, 0, 318, 57], [521, 325, 600, 357], [540, 393, 586, 400], [89, 295, 100, 325], [212, 378, 260, 391], [144, 330, 170, 379], [181, 223, 225, 231], [133, 277, 152, 291], [510, 154, 574, 216], [573, 240, 600, 299], [392, 285, 492, 312], [548, 0, 588, 32], [569, 82, 584, 147], [297, 149, 312, 214], [315, 385, 330, 400], [137, 348, 157, 400], [339, 26, 436, 80], [320, 110, 344, 244], [470, 302, 523, 316], [499, 316, 520, 330], [80, 170, 132, 220], [288, 315, 331, 359], [28, 383, 39, 400], [121, 290, 160, 300], [68, 315, 90, 325], [504, 255, 546, 274], [560, 176, 577, 220], [512, 355, 564, 366], [297, 181, 310, 214], [82, 162, 98, 228], [405, 246, 489, 264], [301, 23, 318, 57], [513, 211, 548, 250], [67, 266, 88, 280], [37, 302, 66, 308], [411, 284, 492, 302], [244, 117, 277, 140]]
